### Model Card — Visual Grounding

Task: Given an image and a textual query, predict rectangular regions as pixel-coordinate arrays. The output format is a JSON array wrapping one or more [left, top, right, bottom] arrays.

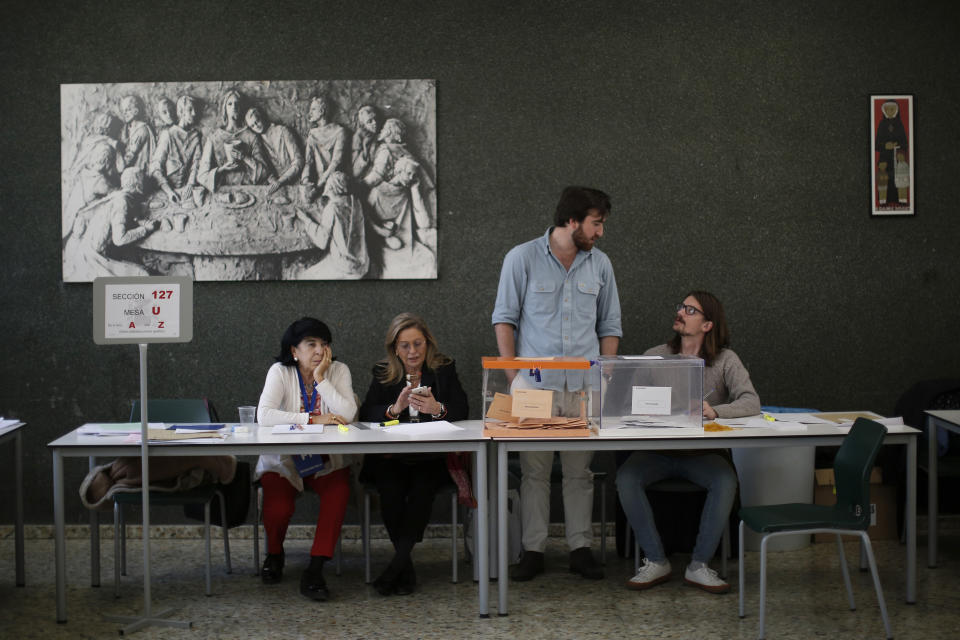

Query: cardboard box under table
[[481, 357, 600, 437], [597, 354, 704, 435], [813, 467, 897, 541]]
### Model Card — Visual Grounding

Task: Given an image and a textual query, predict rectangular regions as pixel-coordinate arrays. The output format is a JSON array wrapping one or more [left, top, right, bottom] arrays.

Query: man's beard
[[572, 227, 595, 251]]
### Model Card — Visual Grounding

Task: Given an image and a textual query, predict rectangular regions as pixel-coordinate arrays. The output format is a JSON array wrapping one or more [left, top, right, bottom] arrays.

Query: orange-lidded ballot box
[[596, 355, 704, 436], [481, 357, 600, 437]]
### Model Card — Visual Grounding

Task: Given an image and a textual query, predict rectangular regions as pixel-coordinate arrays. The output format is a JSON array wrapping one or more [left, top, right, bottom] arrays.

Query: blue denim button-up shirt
[[492, 228, 622, 391]]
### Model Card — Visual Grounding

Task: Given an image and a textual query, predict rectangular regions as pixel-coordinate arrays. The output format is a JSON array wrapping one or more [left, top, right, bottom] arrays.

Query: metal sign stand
[[93, 276, 194, 635], [103, 343, 191, 634]]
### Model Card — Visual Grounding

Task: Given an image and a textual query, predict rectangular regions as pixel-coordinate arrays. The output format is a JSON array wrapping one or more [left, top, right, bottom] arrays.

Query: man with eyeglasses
[[492, 186, 622, 582], [617, 290, 760, 594]]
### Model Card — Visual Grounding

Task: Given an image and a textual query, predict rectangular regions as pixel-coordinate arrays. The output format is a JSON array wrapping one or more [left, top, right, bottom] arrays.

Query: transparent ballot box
[[598, 355, 704, 435], [481, 357, 600, 437]]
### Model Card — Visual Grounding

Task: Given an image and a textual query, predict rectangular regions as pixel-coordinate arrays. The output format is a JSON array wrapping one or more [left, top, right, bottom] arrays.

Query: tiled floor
[[1, 527, 959, 639]]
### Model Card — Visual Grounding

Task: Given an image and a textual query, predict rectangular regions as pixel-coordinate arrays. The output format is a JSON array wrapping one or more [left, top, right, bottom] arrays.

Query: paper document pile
[[483, 392, 594, 437], [487, 416, 590, 430]]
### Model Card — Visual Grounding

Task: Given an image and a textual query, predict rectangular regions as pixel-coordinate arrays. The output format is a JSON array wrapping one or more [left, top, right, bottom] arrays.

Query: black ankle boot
[[510, 550, 544, 582], [373, 564, 401, 596], [394, 562, 416, 596], [300, 558, 329, 602], [261, 552, 284, 584]]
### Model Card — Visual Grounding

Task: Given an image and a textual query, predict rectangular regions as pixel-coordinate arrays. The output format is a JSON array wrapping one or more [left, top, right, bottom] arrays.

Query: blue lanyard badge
[[296, 368, 319, 413]]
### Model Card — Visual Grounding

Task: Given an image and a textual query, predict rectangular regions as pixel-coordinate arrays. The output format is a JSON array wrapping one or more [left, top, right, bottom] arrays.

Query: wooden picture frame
[[871, 94, 914, 216]]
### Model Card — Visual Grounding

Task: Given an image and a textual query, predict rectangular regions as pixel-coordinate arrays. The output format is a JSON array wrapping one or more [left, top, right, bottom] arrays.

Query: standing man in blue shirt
[[492, 186, 622, 581]]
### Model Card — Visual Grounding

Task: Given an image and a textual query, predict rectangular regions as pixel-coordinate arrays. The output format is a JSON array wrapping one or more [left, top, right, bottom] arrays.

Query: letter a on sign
[[129, 322, 136, 328]]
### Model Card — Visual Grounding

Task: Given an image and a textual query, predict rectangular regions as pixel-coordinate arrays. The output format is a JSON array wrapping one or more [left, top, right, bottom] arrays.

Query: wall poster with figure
[[870, 94, 914, 216], [61, 80, 438, 282]]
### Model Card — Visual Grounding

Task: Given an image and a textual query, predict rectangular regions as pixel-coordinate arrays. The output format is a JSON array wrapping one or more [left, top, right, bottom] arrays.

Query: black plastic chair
[[738, 418, 892, 639], [114, 398, 232, 597]]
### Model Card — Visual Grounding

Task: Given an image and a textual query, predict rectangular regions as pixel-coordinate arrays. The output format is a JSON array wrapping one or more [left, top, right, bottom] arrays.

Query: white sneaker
[[625, 558, 671, 590], [684, 561, 730, 594]]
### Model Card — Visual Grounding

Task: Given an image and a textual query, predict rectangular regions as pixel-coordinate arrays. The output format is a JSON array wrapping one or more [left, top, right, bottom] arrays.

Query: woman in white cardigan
[[255, 317, 357, 602]]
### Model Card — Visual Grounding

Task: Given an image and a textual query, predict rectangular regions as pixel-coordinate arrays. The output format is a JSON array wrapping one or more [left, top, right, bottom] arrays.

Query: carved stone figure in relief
[[63, 167, 159, 280], [119, 95, 155, 174], [71, 112, 125, 178], [363, 118, 412, 189], [295, 171, 369, 280], [245, 106, 304, 197], [150, 95, 203, 203], [198, 90, 270, 191], [367, 156, 435, 278], [154, 98, 176, 132], [351, 104, 380, 183], [300, 96, 347, 200], [64, 141, 119, 241]]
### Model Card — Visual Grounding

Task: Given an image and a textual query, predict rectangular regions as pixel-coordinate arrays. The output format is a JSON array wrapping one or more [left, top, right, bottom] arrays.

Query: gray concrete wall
[[1, 0, 958, 524]]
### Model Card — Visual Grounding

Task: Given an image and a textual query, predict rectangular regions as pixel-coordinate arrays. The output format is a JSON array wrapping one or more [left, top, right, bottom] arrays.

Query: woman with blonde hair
[[358, 312, 469, 595]]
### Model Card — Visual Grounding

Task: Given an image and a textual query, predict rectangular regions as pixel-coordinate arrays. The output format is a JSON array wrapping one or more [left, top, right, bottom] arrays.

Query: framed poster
[[62, 80, 437, 281], [871, 94, 914, 216]]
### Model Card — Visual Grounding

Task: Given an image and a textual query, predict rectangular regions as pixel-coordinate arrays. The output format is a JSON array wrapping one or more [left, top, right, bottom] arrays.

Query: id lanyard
[[296, 369, 319, 414]]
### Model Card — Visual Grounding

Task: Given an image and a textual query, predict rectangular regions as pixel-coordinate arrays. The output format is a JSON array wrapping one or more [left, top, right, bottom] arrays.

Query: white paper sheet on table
[[769, 413, 833, 424], [271, 423, 324, 434], [379, 420, 464, 436], [828, 416, 904, 433], [715, 416, 809, 429], [716, 416, 775, 428], [766, 421, 808, 431], [599, 427, 703, 437], [717, 417, 808, 430]]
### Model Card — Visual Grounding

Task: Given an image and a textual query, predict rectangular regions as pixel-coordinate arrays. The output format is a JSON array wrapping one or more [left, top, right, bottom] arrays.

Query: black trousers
[[364, 455, 450, 547]]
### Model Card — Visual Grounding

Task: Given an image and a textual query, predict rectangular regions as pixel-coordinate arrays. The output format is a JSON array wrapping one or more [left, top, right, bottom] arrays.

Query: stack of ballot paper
[[483, 391, 594, 437]]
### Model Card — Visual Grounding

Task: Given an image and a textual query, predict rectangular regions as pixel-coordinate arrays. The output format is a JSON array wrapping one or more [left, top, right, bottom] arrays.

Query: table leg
[[497, 444, 508, 616], [927, 415, 938, 568], [89, 456, 100, 587], [487, 442, 498, 581], [14, 430, 24, 587], [54, 450, 66, 623], [476, 444, 489, 617], [907, 435, 917, 603]]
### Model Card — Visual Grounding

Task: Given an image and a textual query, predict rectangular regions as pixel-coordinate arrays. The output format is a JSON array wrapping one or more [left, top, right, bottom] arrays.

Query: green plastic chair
[[738, 418, 892, 639], [114, 398, 231, 597]]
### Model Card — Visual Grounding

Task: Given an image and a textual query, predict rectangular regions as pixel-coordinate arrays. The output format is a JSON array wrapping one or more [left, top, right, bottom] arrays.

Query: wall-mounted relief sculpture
[[61, 80, 437, 281]]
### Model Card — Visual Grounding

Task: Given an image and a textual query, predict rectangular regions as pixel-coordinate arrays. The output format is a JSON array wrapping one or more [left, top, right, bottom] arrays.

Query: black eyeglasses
[[675, 303, 705, 316]]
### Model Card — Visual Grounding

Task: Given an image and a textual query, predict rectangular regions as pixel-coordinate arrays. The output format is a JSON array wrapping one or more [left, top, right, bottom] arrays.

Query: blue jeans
[[616, 452, 737, 564]]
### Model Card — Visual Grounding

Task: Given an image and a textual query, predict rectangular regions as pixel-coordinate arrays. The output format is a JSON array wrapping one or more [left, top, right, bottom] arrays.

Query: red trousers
[[260, 467, 350, 558]]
